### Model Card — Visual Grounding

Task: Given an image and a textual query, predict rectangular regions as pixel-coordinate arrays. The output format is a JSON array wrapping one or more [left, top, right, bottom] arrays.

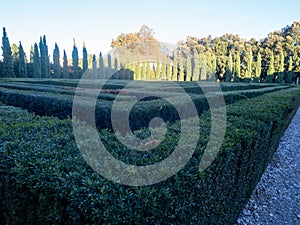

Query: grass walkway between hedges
[[236, 106, 300, 225]]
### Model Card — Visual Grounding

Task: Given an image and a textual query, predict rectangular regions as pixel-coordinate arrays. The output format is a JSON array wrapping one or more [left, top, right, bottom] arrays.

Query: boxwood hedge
[[1, 87, 300, 224], [0, 83, 290, 132]]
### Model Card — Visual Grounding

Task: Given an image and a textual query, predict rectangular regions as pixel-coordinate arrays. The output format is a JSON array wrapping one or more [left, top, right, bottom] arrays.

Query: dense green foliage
[[82, 42, 88, 73], [53, 43, 61, 78], [71, 39, 79, 79], [33, 43, 41, 78], [18, 42, 27, 78], [0, 86, 299, 224], [1, 28, 14, 77], [39, 36, 50, 78], [0, 79, 290, 131], [1, 22, 300, 82]]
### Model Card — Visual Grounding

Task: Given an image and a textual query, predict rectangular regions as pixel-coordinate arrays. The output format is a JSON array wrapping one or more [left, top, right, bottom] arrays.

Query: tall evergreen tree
[[279, 50, 285, 73], [276, 49, 285, 83], [244, 47, 252, 79], [18, 42, 27, 78], [141, 62, 146, 80], [167, 58, 172, 81], [234, 52, 241, 81], [161, 62, 166, 80], [1, 27, 14, 77], [72, 38, 79, 79], [255, 51, 262, 79], [146, 61, 151, 80], [92, 54, 97, 71], [266, 51, 275, 82], [156, 59, 161, 79], [286, 56, 294, 83], [30, 45, 34, 63], [114, 58, 118, 72], [200, 55, 207, 81], [225, 52, 233, 82], [11, 43, 19, 63], [99, 52, 105, 78], [39, 35, 49, 78], [82, 42, 88, 72], [211, 53, 217, 75], [62, 50, 69, 79], [186, 56, 192, 81], [33, 43, 41, 78], [193, 50, 200, 81], [11, 43, 19, 77], [107, 54, 112, 78], [53, 42, 61, 78], [173, 55, 178, 81], [178, 52, 185, 81], [135, 62, 141, 80]]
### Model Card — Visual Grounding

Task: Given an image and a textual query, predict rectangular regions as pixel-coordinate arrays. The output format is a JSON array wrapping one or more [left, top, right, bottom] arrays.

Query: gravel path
[[236, 106, 300, 225]]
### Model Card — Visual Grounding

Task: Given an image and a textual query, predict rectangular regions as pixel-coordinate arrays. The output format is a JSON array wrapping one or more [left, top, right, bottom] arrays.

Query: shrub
[[0, 87, 300, 224]]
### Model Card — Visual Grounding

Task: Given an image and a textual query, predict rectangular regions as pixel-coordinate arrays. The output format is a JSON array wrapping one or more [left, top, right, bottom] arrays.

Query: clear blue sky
[[1, 0, 299, 60]]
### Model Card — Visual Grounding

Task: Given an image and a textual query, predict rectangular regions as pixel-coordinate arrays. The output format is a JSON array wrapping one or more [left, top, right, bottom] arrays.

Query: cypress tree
[[33, 43, 41, 78], [178, 52, 184, 81], [44, 35, 50, 77], [193, 50, 200, 81], [18, 42, 27, 78], [161, 62, 166, 80], [234, 52, 241, 82], [114, 58, 118, 72], [245, 47, 252, 79], [156, 59, 161, 79], [30, 45, 34, 63], [82, 42, 88, 72], [107, 54, 112, 78], [286, 56, 294, 83], [72, 38, 79, 79], [92, 54, 97, 71], [145, 61, 150, 80], [39, 35, 49, 78], [141, 62, 146, 80], [173, 56, 178, 81], [11, 43, 19, 63], [53, 43, 61, 78], [225, 52, 233, 82], [276, 49, 285, 83], [186, 56, 192, 81], [211, 53, 217, 75], [99, 52, 105, 78], [62, 50, 69, 79], [255, 51, 262, 79], [1, 27, 14, 77], [11, 43, 19, 77], [200, 54, 207, 81], [279, 50, 284, 73], [167, 58, 172, 81], [266, 51, 275, 82]]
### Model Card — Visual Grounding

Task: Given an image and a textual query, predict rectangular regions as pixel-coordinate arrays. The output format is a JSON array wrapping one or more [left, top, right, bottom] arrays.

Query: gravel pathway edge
[[236, 106, 300, 225]]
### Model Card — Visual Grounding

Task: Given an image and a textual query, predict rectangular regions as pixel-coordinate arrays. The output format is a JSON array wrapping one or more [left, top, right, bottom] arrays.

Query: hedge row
[[0, 78, 281, 95], [1, 87, 300, 224], [0, 85, 290, 132]]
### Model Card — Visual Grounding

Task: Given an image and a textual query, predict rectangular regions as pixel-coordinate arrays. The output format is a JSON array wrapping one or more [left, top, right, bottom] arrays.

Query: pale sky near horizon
[[1, 0, 300, 60]]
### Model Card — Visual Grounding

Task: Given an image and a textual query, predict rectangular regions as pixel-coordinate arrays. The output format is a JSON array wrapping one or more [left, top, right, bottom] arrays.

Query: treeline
[[175, 21, 300, 83], [0, 27, 111, 79], [1, 22, 300, 83]]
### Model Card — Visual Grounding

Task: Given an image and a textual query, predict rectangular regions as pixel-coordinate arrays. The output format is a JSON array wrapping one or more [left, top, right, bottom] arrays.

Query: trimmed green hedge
[[1, 78, 280, 94], [1, 87, 300, 224], [0, 83, 290, 132]]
